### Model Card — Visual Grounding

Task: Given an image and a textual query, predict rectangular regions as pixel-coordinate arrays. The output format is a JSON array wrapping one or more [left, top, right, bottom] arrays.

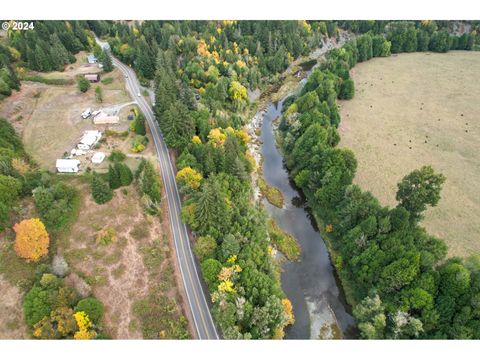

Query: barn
[[85, 73, 100, 82]]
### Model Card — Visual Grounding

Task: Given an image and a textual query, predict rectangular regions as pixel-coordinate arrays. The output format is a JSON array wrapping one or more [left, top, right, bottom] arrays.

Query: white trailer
[[56, 159, 81, 173]]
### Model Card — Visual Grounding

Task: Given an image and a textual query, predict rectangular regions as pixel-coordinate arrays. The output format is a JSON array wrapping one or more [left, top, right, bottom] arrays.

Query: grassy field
[[338, 51, 480, 257]]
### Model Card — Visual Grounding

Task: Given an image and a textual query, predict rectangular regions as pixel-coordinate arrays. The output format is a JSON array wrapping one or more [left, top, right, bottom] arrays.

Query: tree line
[[279, 35, 480, 339], [340, 20, 477, 53]]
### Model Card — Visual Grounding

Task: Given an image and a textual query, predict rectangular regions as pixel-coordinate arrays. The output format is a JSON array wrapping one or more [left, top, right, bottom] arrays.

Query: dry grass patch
[[0, 275, 28, 339], [338, 51, 480, 257], [56, 179, 188, 339]]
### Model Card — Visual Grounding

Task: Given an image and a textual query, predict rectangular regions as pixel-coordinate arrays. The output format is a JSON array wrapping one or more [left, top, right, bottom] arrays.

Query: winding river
[[259, 99, 355, 339]]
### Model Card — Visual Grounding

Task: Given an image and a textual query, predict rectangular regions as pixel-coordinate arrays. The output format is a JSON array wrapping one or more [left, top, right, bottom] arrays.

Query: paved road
[[96, 39, 219, 340]]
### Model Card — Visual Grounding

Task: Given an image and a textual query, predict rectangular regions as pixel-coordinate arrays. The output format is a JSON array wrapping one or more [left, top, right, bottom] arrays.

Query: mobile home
[[56, 159, 80, 173]]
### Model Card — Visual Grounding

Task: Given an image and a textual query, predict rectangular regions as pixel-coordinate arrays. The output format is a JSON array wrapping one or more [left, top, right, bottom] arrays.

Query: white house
[[78, 130, 102, 150], [56, 159, 80, 173], [91, 152, 106, 164], [87, 54, 98, 64]]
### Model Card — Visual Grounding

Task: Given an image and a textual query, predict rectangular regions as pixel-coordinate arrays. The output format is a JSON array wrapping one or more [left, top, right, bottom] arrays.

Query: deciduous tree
[[14, 218, 49, 262]]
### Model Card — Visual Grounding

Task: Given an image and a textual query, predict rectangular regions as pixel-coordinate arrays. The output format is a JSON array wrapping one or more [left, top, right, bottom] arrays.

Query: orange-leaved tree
[[13, 218, 49, 262]]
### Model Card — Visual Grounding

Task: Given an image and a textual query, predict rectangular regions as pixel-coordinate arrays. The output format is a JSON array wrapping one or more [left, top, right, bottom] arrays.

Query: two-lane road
[[96, 39, 219, 340]]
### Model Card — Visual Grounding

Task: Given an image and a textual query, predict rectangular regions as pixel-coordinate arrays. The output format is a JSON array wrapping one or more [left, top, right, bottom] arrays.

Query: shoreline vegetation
[[279, 21, 480, 339], [267, 219, 301, 261]]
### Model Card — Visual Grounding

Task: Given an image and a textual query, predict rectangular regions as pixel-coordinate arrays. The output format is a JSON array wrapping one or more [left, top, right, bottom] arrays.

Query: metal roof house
[[56, 159, 81, 173], [85, 73, 100, 82], [92, 110, 120, 125], [78, 130, 102, 150], [87, 54, 98, 64]]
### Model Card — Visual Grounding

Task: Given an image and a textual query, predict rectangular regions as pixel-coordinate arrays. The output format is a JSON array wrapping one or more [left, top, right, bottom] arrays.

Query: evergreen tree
[[116, 163, 133, 186], [231, 157, 248, 181], [339, 78, 355, 100], [0, 78, 11, 97], [135, 39, 155, 80], [159, 101, 195, 150], [134, 113, 147, 135], [49, 34, 71, 69], [99, 49, 113, 72], [193, 177, 231, 239], [108, 164, 121, 189], [91, 172, 113, 204], [34, 44, 52, 72]]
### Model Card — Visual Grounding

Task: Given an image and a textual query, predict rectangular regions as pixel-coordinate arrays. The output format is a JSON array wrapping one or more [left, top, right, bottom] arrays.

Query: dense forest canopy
[[1, 20, 480, 339]]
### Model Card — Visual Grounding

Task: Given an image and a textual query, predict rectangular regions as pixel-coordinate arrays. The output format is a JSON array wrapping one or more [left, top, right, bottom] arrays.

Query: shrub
[[95, 227, 116, 245], [77, 77, 90, 93], [91, 172, 113, 204], [339, 78, 355, 100], [134, 113, 147, 136], [95, 86, 103, 103], [131, 135, 148, 153], [201, 258, 222, 292], [23, 284, 55, 327], [194, 235, 217, 261], [75, 297, 104, 323], [52, 255, 70, 277], [39, 273, 60, 289], [108, 149, 126, 162], [100, 77, 113, 85], [14, 218, 50, 262]]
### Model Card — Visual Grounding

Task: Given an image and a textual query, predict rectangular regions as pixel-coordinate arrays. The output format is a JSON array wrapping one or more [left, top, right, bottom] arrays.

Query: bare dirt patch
[[0, 275, 28, 339], [338, 51, 480, 257]]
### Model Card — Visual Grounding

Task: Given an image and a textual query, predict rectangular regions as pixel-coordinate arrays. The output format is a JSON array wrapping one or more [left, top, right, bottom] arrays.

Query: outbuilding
[[56, 159, 80, 173], [91, 152, 106, 164], [87, 54, 98, 64], [92, 111, 120, 125], [85, 73, 100, 82], [78, 130, 102, 150]]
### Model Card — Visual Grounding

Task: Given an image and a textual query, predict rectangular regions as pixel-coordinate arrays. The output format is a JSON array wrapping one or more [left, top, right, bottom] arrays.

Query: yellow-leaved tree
[[282, 298, 295, 326], [176, 167, 203, 191], [14, 218, 49, 262], [73, 311, 96, 340], [207, 128, 227, 147], [228, 81, 247, 102]]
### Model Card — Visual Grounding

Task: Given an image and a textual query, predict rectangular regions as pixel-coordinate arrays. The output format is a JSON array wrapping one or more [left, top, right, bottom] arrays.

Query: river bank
[[245, 32, 356, 339]]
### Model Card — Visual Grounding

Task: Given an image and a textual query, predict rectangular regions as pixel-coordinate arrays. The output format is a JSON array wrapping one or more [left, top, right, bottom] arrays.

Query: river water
[[260, 100, 356, 339]]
